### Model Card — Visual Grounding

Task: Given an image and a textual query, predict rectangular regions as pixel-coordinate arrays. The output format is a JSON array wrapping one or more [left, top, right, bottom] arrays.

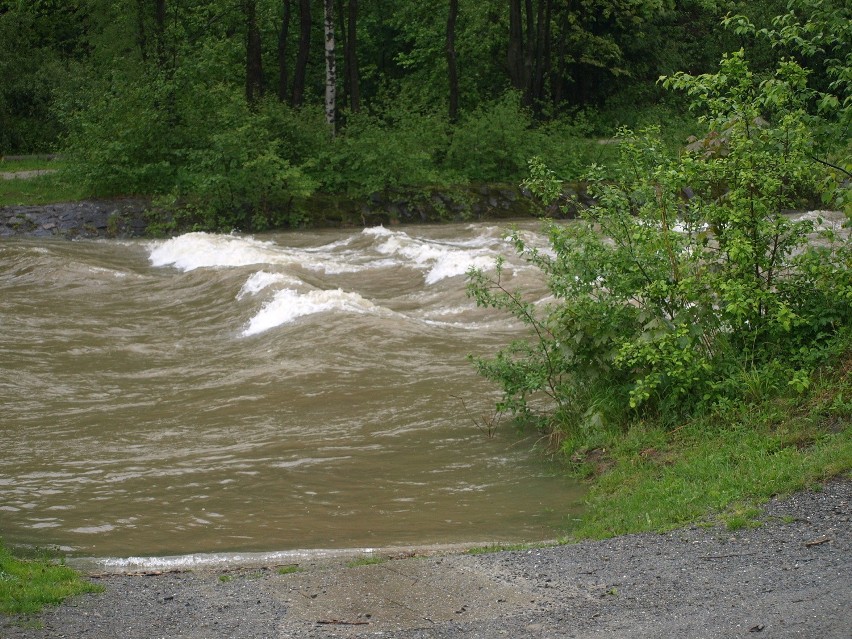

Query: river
[[0, 220, 583, 560]]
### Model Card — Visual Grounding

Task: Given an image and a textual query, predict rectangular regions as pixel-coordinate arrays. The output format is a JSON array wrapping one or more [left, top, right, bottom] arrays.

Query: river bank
[[3, 479, 849, 638], [0, 199, 150, 239], [0, 183, 573, 239]]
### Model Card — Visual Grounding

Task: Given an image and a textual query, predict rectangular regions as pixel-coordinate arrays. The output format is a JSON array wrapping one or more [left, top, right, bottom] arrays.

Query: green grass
[[277, 565, 302, 575], [0, 543, 103, 616], [0, 171, 85, 206], [466, 541, 554, 555], [346, 556, 385, 568], [566, 353, 852, 540], [0, 156, 63, 173]]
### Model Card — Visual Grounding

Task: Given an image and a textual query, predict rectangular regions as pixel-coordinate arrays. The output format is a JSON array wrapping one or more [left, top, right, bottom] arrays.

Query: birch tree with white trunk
[[323, 0, 336, 136]]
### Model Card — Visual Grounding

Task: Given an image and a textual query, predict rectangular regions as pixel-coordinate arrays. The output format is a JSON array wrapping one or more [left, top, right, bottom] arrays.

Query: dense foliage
[[0, 0, 806, 229], [467, 12, 851, 447]]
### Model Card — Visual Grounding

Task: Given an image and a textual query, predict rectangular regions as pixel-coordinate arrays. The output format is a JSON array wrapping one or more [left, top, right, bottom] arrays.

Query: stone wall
[[0, 184, 582, 239], [0, 199, 149, 239]]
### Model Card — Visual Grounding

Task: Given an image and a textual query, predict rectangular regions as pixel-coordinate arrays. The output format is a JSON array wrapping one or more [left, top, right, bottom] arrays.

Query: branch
[[810, 155, 852, 179]]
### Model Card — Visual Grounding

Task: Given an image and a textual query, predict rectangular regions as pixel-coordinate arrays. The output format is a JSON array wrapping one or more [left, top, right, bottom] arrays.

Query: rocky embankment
[[0, 183, 569, 239], [0, 200, 150, 239]]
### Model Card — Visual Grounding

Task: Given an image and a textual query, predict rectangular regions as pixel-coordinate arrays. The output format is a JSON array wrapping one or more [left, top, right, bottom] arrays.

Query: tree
[[323, 0, 336, 134], [468, 47, 851, 437], [508, 0, 525, 93], [336, 0, 360, 113], [292, 0, 311, 107], [244, 0, 264, 106], [446, 0, 459, 122], [724, 0, 852, 213], [277, 0, 291, 102]]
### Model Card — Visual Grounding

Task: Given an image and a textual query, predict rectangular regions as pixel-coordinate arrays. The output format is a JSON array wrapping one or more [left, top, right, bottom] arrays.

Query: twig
[[804, 537, 832, 547], [699, 553, 756, 560], [316, 619, 370, 626]]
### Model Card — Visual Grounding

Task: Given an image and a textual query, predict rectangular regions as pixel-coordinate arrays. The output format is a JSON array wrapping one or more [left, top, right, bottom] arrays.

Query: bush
[[467, 49, 851, 442], [315, 106, 450, 196], [63, 76, 317, 230], [174, 89, 316, 231], [62, 74, 179, 196], [445, 91, 537, 183]]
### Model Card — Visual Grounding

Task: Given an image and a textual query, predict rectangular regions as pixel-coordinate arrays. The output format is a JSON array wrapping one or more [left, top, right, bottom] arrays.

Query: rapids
[[0, 221, 583, 559]]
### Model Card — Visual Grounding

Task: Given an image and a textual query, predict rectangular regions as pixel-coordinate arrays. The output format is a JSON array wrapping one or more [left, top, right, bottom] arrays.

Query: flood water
[[0, 220, 584, 559]]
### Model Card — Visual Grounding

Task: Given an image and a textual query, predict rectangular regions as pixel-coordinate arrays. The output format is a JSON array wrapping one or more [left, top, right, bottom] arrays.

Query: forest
[[3, 0, 847, 230]]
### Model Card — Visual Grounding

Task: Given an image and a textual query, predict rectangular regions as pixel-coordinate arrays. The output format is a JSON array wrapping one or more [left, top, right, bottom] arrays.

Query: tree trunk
[[278, 0, 291, 102], [446, 0, 459, 122], [347, 0, 360, 112], [292, 0, 311, 107], [551, 4, 568, 109], [136, 0, 148, 63], [523, 0, 534, 103], [531, 0, 552, 109], [337, 0, 348, 108], [323, 0, 336, 135], [508, 0, 525, 92], [154, 0, 166, 68], [244, 0, 264, 107]]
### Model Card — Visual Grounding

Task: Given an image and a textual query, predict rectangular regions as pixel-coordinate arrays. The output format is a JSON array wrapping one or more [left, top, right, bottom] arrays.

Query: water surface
[[0, 221, 583, 557]]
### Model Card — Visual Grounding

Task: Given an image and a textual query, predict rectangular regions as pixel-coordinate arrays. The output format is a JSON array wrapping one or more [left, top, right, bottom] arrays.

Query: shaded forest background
[[0, 0, 844, 228]]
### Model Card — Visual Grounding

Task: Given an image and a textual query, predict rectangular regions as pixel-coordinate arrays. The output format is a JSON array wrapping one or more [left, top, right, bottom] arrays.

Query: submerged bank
[[3, 479, 850, 638]]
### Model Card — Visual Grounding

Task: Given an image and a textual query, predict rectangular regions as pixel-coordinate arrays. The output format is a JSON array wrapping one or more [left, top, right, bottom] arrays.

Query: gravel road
[[3, 479, 850, 639]]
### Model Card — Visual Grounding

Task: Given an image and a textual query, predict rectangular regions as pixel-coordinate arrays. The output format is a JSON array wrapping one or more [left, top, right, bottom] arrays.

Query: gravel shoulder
[[3, 479, 850, 638]]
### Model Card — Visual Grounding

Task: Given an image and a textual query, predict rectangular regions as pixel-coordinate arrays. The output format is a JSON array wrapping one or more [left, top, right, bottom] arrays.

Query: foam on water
[[145, 227, 526, 336], [365, 226, 496, 284], [242, 288, 386, 336], [236, 271, 291, 300], [148, 232, 292, 271]]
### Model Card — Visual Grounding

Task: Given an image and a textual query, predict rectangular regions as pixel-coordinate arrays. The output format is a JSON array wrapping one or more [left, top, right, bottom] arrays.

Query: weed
[[346, 557, 385, 568], [568, 364, 852, 540], [466, 541, 554, 555], [277, 565, 301, 576], [0, 171, 84, 206]]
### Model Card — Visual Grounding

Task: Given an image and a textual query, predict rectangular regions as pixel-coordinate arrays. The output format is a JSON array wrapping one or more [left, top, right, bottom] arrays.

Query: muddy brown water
[[0, 221, 584, 561]]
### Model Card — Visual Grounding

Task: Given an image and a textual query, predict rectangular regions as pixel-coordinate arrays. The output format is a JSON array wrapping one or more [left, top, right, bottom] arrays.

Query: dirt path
[[0, 170, 57, 180], [3, 480, 850, 638]]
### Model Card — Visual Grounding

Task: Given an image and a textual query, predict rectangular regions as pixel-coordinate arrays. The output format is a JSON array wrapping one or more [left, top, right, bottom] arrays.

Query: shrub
[[315, 106, 450, 196], [444, 91, 537, 183], [467, 50, 851, 442]]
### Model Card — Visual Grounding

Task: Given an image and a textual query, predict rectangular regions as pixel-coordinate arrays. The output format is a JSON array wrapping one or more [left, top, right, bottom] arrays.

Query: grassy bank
[[567, 348, 852, 540], [0, 157, 82, 207], [0, 543, 102, 618]]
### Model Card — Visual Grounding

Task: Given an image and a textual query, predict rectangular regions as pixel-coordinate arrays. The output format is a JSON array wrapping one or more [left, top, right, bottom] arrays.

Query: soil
[[3, 479, 850, 639]]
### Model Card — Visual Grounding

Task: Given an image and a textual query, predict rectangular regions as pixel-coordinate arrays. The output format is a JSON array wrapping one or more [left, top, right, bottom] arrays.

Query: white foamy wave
[[792, 210, 847, 233], [242, 288, 386, 336], [148, 232, 295, 271], [424, 253, 495, 284], [366, 226, 499, 284], [236, 271, 293, 300]]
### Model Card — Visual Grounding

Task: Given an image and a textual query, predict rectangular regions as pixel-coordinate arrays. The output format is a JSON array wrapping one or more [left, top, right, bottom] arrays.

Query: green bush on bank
[[467, 43, 850, 452], [570, 348, 852, 539], [59, 77, 694, 231]]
